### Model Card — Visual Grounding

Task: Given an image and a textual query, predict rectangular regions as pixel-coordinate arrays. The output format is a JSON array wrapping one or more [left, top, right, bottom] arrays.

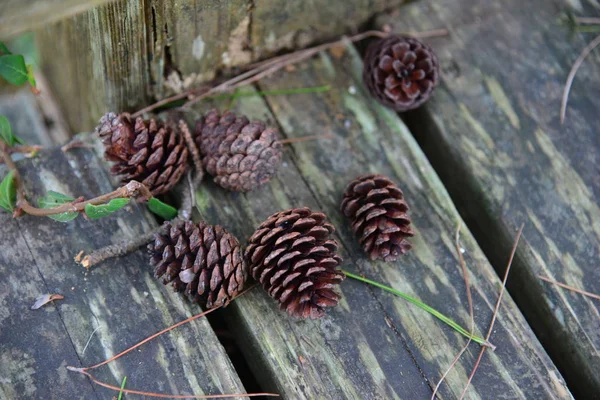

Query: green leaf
[[38, 190, 78, 222], [0, 170, 17, 212], [0, 115, 23, 146], [0, 43, 12, 55], [26, 64, 37, 89], [147, 197, 177, 220], [85, 198, 130, 219], [0, 54, 28, 85]]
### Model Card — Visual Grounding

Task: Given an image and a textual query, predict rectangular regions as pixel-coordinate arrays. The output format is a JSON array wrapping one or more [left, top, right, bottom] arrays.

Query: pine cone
[[341, 174, 414, 261], [96, 112, 189, 196], [148, 220, 248, 308], [194, 109, 282, 192], [363, 35, 439, 111], [245, 207, 345, 319]]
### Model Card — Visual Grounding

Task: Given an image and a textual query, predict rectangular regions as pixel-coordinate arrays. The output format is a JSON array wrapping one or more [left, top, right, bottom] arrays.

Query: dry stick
[[8, 144, 44, 155], [133, 29, 448, 117], [1, 141, 152, 217], [538, 275, 600, 300], [431, 224, 475, 400], [67, 286, 276, 398], [560, 33, 600, 124], [179, 120, 203, 181], [80, 224, 167, 269], [459, 224, 524, 400]]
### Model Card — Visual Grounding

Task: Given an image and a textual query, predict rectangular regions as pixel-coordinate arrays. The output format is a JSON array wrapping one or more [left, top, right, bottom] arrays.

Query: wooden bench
[[376, 0, 600, 396], [1, 0, 596, 398]]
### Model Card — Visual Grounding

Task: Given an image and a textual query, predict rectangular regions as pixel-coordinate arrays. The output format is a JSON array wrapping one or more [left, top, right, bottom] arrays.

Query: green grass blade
[[343, 270, 489, 346], [118, 376, 127, 400]]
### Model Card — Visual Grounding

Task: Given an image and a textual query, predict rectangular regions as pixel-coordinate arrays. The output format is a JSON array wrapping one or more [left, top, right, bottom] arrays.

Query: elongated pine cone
[[194, 109, 282, 192], [148, 220, 248, 308], [341, 174, 414, 261], [96, 112, 189, 195], [363, 35, 439, 111], [245, 207, 345, 319]]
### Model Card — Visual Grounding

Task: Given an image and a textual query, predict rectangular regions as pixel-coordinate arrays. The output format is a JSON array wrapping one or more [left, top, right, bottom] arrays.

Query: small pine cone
[[96, 112, 189, 196], [245, 207, 345, 319], [148, 220, 248, 308], [194, 109, 282, 192], [363, 35, 439, 111], [341, 174, 414, 261]]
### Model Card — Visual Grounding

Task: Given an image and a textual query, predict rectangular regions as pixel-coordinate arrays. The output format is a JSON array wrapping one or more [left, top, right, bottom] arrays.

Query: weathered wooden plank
[[250, 0, 405, 58], [0, 0, 116, 39], [0, 193, 98, 400], [35, 0, 409, 133], [376, 0, 600, 395], [189, 45, 571, 398], [0, 107, 248, 397]]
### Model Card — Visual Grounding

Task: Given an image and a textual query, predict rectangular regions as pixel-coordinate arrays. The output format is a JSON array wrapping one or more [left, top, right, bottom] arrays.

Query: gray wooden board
[[187, 44, 572, 399], [0, 106, 248, 397], [376, 0, 600, 395]]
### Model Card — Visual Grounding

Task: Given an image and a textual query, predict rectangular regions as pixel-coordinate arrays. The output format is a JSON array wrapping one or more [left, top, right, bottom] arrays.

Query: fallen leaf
[[31, 293, 64, 310]]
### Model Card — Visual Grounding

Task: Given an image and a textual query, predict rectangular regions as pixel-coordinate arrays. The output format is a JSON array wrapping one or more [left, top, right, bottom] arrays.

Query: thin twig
[[61, 139, 92, 152], [560, 34, 600, 124], [459, 224, 524, 399], [80, 222, 171, 269], [67, 368, 277, 399], [179, 120, 204, 181], [279, 133, 333, 145], [431, 224, 475, 399], [7, 144, 43, 156], [133, 29, 448, 117], [538, 275, 600, 300], [575, 17, 600, 25], [67, 286, 270, 398], [1, 140, 152, 217], [82, 325, 101, 355]]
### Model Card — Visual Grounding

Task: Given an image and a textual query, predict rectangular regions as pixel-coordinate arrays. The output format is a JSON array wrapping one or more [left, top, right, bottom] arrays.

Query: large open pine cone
[[245, 207, 345, 319], [341, 174, 414, 261], [194, 109, 282, 192], [363, 35, 439, 111], [149, 220, 248, 308], [96, 112, 189, 196]]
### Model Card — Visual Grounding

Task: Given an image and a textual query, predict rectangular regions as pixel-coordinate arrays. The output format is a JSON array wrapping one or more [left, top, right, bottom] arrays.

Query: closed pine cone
[[341, 174, 414, 261], [194, 109, 282, 192], [96, 112, 189, 196], [363, 35, 439, 111], [148, 220, 248, 309], [245, 207, 345, 319]]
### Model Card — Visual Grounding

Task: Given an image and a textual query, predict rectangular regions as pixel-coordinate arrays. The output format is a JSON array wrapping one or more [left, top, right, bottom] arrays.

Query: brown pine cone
[[341, 174, 414, 261], [148, 220, 248, 308], [245, 207, 345, 319], [96, 112, 189, 196], [363, 35, 439, 111], [194, 109, 282, 192]]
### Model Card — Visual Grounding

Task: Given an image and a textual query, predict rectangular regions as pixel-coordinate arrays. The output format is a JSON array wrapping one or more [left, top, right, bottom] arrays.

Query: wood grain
[[0, 98, 248, 398], [376, 0, 600, 395], [187, 44, 572, 399], [0, 0, 116, 39]]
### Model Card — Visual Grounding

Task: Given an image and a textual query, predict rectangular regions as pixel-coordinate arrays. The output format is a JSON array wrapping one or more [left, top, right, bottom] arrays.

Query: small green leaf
[[0, 115, 24, 146], [0, 170, 17, 212], [85, 198, 130, 219], [26, 65, 37, 89], [38, 190, 78, 222], [147, 197, 177, 220], [0, 54, 28, 85], [0, 43, 12, 55]]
